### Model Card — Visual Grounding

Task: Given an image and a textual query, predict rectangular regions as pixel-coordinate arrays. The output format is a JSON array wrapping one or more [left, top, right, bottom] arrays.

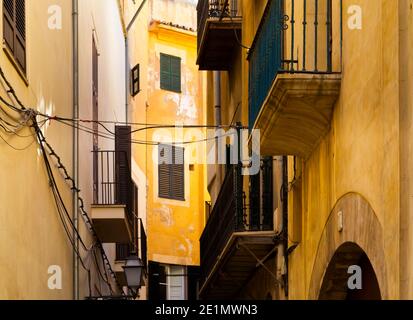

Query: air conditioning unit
[[274, 207, 283, 235]]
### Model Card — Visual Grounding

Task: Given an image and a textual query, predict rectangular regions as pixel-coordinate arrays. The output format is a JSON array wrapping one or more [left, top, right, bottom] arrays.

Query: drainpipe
[[280, 156, 289, 298], [72, 0, 80, 300], [124, 0, 147, 124], [214, 71, 222, 184]]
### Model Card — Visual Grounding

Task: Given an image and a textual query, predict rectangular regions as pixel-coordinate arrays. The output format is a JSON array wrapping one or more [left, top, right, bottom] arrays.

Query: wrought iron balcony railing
[[116, 218, 147, 268], [197, 0, 242, 70], [197, 0, 241, 47], [200, 159, 274, 286], [92, 150, 135, 221], [248, 0, 342, 129]]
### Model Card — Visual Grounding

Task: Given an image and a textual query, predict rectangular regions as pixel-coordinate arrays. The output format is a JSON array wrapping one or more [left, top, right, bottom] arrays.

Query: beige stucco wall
[[0, 0, 74, 299], [0, 0, 126, 299]]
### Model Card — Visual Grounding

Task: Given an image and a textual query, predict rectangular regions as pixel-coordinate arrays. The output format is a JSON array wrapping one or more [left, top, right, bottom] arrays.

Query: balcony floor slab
[[91, 205, 132, 243], [254, 73, 342, 158], [199, 231, 276, 300]]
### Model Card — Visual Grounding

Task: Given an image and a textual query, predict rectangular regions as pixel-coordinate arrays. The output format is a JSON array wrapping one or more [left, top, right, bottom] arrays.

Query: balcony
[[91, 150, 136, 244], [197, 0, 242, 70], [114, 219, 148, 286], [199, 160, 276, 300], [248, 0, 342, 158]]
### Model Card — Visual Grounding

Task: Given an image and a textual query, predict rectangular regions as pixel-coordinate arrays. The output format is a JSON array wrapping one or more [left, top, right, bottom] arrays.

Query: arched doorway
[[308, 193, 388, 299], [319, 242, 381, 300]]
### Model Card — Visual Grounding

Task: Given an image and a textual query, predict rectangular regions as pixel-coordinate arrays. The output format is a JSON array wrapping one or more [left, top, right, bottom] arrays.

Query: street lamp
[[123, 254, 144, 291]]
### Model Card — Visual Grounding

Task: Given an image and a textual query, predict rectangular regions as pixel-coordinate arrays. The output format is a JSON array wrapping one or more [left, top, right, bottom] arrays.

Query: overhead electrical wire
[[34, 122, 122, 295], [0, 64, 248, 298], [0, 68, 123, 297], [46, 117, 240, 147]]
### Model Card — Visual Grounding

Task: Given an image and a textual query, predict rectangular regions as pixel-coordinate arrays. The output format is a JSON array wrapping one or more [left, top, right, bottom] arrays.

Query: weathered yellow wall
[[204, 0, 404, 300], [130, 1, 206, 268], [287, 0, 400, 299], [144, 23, 205, 266]]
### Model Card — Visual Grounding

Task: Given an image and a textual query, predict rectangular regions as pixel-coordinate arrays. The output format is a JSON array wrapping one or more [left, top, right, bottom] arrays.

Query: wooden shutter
[[160, 53, 171, 90], [92, 39, 99, 201], [3, 0, 26, 72], [3, 0, 14, 51], [159, 144, 172, 199], [131, 64, 140, 97], [171, 146, 184, 200], [14, 0, 25, 70], [170, 56, 181, 93], [158, 145, 185, 201], [160, 53, 181, 93], [115, 126, 132, 209]]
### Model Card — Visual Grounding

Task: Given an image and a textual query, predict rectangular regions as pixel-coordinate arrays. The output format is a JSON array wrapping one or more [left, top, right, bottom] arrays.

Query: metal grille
[[248, 0, 342, 129]]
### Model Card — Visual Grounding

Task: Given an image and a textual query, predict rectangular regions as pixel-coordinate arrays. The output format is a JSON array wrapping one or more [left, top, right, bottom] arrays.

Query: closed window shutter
[[158, 145, 185, 201], [3, 0, 14, 51], [158, 145, 172, 199], [160, 53, 171, 90], [160, 53, 181, 93], [3, 0, 26, 72], [170, 56, 181, 93], [171, 146, 184, 200], [115, 126, 132, 208]]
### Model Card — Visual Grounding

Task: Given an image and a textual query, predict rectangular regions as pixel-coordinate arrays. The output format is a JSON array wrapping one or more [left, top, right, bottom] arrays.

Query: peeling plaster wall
[[130, 1, 205, 268]]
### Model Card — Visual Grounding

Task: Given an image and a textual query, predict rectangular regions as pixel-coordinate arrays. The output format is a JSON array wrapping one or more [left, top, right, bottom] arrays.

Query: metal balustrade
[[200, 160, 274, 287], [248, 0, 342, 129]]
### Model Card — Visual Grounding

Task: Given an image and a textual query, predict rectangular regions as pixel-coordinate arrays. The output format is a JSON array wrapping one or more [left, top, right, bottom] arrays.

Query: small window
[[167, 266, 186, 300], [160, 53, 181, 93], [131, 64, 140, 96], [3, 0, 26, 73], [158, 145, 185, 201]]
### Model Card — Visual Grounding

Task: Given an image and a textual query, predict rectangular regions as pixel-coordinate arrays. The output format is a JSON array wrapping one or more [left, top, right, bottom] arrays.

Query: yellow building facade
[[128, 0, 206, 300]]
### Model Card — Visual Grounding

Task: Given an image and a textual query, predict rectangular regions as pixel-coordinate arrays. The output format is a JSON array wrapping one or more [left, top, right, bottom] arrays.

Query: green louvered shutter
[[158, 144, 172, 199], [170, 56, 181, 93], [160, 53, 181, 93], [160, 53, 171, 91], [158, 145, 184, 201], [171, 146, 184, 200]]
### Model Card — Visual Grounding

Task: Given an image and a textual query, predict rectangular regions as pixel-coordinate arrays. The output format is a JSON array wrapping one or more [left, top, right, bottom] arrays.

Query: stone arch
[[318, 242, 381, 299], [308, 193, 388, 299]]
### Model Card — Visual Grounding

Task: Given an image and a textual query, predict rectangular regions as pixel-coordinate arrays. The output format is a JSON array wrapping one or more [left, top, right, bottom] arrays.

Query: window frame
[[3, 0, 26, 76], [160, 53, 181, 93], [158, 144, 185, 201], [131, 63, 140, 97]]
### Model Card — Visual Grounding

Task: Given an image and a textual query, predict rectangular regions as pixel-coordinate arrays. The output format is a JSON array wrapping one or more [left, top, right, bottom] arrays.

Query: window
[[160, 53, 181, 93], [3, 0, 26, 72], [158, 145, 185, 201], [131, 64, 140, 96], [167, 266, 186, 300], [148, 263, 188, 300]]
